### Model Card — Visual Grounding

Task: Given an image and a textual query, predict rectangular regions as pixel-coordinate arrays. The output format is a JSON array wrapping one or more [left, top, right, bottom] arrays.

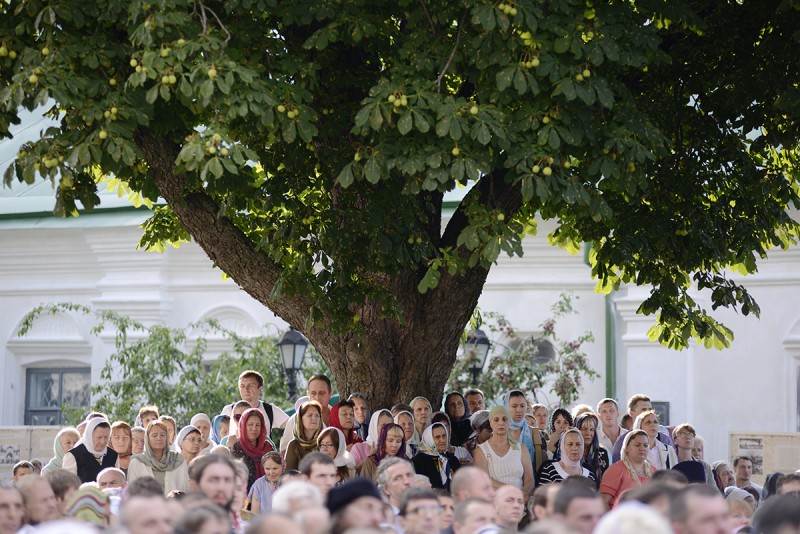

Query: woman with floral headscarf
[[230, 408, 275, 492], [128, 420, 188, 495], [317, 427, 356, 483], [358, 423, 407, 481], [41, 427, 80, 476], [574, 412, 609, 487], [413, 422, 461, 490], [536, 428, 595, 486], [284, 401, 323, 470], [350, 408, 394, 467], [443, 392, 473, 447]]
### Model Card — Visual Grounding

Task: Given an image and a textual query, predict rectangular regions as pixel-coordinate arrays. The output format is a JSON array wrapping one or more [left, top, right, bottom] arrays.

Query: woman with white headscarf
[[412, 422, 461, 490], [536, 428, 595, 486], [175, 425, 203, 465], [63, 417, 119, 483], [349, 408, 394, 467], [41, 427, 80, 476], [190, 413, 214, 455], [128, 419, 188, 495], [317, 427, 356, 482]]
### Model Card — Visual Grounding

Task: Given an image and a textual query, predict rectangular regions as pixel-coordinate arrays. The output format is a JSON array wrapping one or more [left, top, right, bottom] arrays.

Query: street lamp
[[278, 327, 309, 399], [464, 328, 491, 385]]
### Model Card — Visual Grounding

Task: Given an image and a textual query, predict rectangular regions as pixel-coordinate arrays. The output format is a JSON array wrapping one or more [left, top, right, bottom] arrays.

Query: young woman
[[348, 392, 371, 441], [546, 408, 574, 456], [412, 422, 461, 490], [249, 451, 283, 514], [358, 423, 408, 481], [329, 401, 363, 451], [176, 425, 203, 466], [230, 408, 275, 492], [394, 410, 417, 456], [62, 418, 119, 483], [317, 427, 356, 482], [599, 429, 655, 508], [110, 421, 133, 474], [536, 428, 595, 486], [350, 408, 394, 467], [128, 419, 188, 495], [284, 401, 323, 470], [574, 413, 609, 487], [443, 392, 473, 447], [41, 427, 80, 476], [473, 406, 533, 498], [633, 410, 677, 470]]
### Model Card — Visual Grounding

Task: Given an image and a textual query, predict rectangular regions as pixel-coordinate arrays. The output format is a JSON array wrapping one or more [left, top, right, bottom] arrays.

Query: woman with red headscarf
[[329, 401, 363, 451], [229, 408, 275, 492]]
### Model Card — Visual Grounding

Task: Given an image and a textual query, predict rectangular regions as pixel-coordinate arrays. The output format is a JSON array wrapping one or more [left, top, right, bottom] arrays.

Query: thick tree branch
[[134, 127, 312, 330]]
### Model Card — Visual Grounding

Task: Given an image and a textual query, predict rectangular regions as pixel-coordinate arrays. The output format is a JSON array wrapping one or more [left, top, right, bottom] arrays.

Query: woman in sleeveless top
[[472, 405, 533, 498]]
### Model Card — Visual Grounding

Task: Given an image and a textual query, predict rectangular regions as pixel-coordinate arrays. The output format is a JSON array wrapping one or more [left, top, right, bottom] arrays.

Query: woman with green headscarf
[[127, 420, 188, 495]]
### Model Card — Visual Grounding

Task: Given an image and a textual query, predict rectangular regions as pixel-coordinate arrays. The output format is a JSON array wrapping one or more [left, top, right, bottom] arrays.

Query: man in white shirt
[[596, 398, 621, 455], [220, 370, 289, 430]]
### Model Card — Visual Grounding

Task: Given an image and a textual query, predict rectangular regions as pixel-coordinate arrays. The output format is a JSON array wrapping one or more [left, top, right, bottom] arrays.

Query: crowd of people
[[3, 370, 800, 534]]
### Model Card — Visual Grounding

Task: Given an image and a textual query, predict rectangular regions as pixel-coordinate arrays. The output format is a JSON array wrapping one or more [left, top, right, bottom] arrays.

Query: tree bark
[[136, 127, 521, 410]]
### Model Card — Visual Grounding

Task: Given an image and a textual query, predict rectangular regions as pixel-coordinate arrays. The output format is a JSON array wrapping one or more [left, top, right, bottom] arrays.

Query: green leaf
[[336, 162, 355, 188], [369, 105, 383, 131], [496, 67, 515, 91], [297, 120, 316, 143], [436, 117, 452, 138], [513, 69, 527, 94], [548, 128, 561, 150], [283, 121, 297, 143], [413, 111, 430, 133], [554, 37, 571, 54], [364, 157, 381, 184], [398, 113, 412, 135], [594, 79, 614, 108]]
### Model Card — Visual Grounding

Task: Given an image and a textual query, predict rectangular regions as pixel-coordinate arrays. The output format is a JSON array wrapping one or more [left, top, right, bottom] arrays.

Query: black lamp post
[[464, 328, 491, 385], [278, 327, 309, 399]]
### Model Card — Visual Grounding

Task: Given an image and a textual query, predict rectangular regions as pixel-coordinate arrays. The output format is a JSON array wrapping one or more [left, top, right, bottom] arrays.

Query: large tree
[[2, 0, 799, 407]]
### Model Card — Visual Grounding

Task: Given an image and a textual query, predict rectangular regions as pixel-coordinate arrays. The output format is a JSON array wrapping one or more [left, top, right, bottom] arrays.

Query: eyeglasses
[[674, 432, 695, 439], [406, 505, 443, 516], [318, 443, 335, 450]]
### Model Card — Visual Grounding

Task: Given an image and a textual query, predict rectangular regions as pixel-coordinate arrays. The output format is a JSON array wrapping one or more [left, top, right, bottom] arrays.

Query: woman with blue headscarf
[[505, 390, 548, 475]]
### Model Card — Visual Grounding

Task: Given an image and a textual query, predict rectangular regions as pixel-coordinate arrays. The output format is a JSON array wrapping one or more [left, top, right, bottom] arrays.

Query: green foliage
[[447, 293, 598, 408], [18, 303, 330, 425], [2, 0, 800, 351]]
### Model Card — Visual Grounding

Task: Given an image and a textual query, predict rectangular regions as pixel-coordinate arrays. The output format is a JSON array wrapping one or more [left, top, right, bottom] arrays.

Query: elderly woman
[[634, 410, 678, 470], [131, 426, 146, 455], [394, 410, 417, 456], [110, 421, 133, 474], [249, 451, 283, 514], [443, 392, 473, 447], [462, 409, 492, 458], [473, 406, 534, 497], [574, 413, 609, 487], [210, 414, 230, 446], [350, 408, 394, 467], [599, 429, 655, 508], [191, 413, 214, 455], [348, 392, 371, 441], [41, 427, 80, 476], [63, 417, 119, 483], [176, 425, 204, 466], [413, 422, 461, 490], [536, 428, 595, 486], [128, 419, 189, 495], [318, 427, 356, 483], [431, 412, 472, 465], [358, 422, 408, 481], [284, 401, 323, 470], [230, 408, 275, 492], [330, 401, 363, 451]]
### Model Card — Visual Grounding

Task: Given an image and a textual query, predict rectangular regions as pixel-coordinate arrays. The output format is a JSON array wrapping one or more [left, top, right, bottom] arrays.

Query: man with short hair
[[494, 485, 525, 531], [326, 478, 385, 533], [464, 389, 486, 414], [119, 495, 173, 534], [188, 454, 237, 511], [670, 485, 730, 534], [43, 469, 81, 515], [450, 466, 496, 503], [16, 476, 59, 527], [97, 467, 127, 489], [376, 457, 415, 514], [307, 374, 334, 425], [452, 498, 496, 534], [299, 452, 338, 499], [11, 461, 33, 483], [733, 456, 764, 494], [596, 398, 621, 454], [0, 482, 24, 534], [611, 393, 673, 462], [777, 472, 800, 495], [221, 370, 289, 430], [398, 487, 442, 534], [531, 484, 560, 520], [552, 482, 604, 534]]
